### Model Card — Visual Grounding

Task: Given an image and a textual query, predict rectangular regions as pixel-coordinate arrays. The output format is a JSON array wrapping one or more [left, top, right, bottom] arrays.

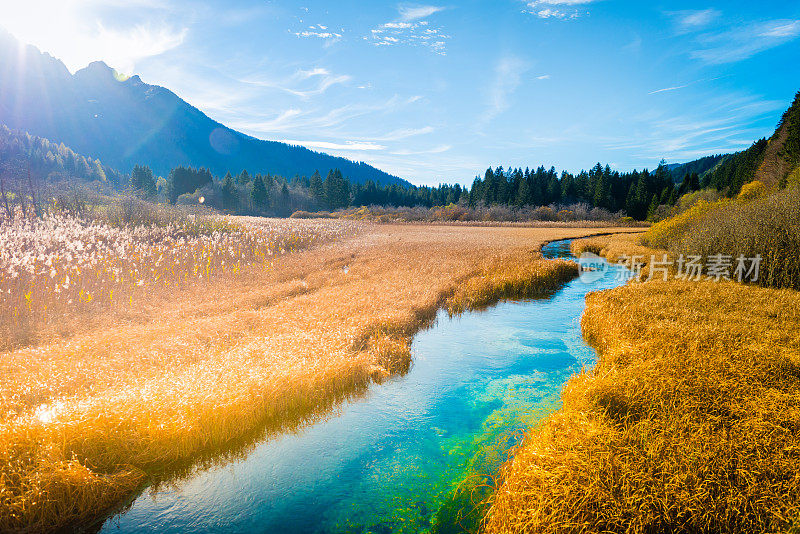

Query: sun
[[0, 0, 186, 75]]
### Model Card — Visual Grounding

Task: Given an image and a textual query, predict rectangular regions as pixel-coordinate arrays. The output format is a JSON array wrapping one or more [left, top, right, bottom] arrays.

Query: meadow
[[486, 191, 800, 532], [0, 203, 639, 532], [0, 208, 351, 349]]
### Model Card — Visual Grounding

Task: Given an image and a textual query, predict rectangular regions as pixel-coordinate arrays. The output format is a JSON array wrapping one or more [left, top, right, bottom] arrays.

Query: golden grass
[[0, 222, 639, 532], [570, 232, 650, 264], [485, 278, 800, 533], [638, 199, 727, 250], [631, 187, 800, 290]]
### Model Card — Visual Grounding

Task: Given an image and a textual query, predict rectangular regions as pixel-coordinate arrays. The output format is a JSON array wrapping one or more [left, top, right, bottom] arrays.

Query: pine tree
[[237, 169, 251, 185], [324, 169, 350, 209], [646, 194, 659, 220], [221, 172, 237, 209], [281, 182, 290, 211], [251, 174, 269, 209], [309, 170, 325, 204], [130, 165, 156, 196]]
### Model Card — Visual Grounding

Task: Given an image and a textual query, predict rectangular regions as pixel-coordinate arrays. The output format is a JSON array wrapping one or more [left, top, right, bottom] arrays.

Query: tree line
[[122, 160, 694, 221], [6, 118, 777, 222]]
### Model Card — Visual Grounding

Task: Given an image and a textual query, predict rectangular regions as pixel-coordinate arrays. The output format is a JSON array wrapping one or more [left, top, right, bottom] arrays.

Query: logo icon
[[578, 252, 608, 283]]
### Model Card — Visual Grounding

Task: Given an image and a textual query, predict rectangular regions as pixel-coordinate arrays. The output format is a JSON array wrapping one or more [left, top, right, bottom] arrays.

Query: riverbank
[[0, 223, 640, 532], [486, 234, 800, 533]]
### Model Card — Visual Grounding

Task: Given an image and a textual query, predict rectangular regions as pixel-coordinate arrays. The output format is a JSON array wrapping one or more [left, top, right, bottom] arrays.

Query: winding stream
[[100, 240, 626, 534]]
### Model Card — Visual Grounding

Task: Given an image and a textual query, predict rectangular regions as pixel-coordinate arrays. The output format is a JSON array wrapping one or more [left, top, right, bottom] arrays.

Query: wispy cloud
[[277, 140, 386, 151], [603, 92, 785, 161], [391, 144, 451, 155], [523, 0, 598, 20], [667, 9, 720, 33], [483, 56, 530, 123], [93, 22, 186, 74], [398, 5, 445, 21], [230, 95, 424, 136], [357, 126, 435, 142], [691, 19, 800, 64], [239, 67, 351, 99], [367, 4, 449, 54], [648, 83, 691, 95], [536, 74, 551, 80], [1, 0, 187, 73]]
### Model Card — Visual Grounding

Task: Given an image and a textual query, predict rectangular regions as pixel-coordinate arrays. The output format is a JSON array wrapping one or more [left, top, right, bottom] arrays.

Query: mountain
[[666, 154, 727, 182], [0, 30, 408, 186]]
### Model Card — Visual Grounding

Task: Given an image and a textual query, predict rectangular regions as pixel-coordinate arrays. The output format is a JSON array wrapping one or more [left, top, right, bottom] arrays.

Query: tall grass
[[486, 279, 800, 533], [0, 223, 615, 532], [639, 198, 727, 249], [670, 187, 800, 289], [0, 203, 352, 349], [638, 186, 800, 289]]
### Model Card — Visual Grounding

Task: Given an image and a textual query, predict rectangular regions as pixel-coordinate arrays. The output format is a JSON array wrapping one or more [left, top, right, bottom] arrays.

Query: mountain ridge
[[0, 30, 409, 186]]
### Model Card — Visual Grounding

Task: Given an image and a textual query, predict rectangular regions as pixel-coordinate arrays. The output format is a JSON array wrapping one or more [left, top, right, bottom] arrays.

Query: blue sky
[[3, 0, 799, 185]]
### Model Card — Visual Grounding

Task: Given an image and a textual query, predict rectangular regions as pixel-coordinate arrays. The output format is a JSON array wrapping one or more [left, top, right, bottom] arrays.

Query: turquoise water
[[100, 240, 625, 534]]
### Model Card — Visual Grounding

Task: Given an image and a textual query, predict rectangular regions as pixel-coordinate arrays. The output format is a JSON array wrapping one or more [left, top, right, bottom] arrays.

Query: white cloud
[[601, 92, 785, 161], [667, 8, 720, 32], [367, 126, 435, 141], [0, 0, 187, 73], [691, 19, 800, 64], [524, 0, 598, 20], [398, 5, 445, 21], [93, 23, 187, 74], [367, 4, 449, 54], [532, 0, 597, 4], [761, 20, 800, 38], [240, 67, 351, 99], [648, 83, 691, 95], [231, 94, 423, 135], [294, 28, 343, 43], [391, 144, 451, 155], [537, 74, 551, 80]]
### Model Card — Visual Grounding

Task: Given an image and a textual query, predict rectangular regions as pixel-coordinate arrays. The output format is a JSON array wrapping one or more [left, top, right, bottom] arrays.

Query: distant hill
[[0, 30, 408, 186], [666, 154, 727, 182], [700, 91, 800, 194], [0, 123, 124, 186]]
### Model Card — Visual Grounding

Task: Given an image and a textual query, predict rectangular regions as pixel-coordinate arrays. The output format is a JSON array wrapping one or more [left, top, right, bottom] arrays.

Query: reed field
[[0, 212, 637, 533], [487, 196, 800, 533], [0, 208, 353, 349]]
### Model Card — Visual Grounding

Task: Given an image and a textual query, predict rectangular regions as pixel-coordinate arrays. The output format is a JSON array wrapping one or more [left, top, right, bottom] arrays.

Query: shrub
[[670, 187, 800, 290], [639, 199, 727, 249], [736, 180, 767, 202]]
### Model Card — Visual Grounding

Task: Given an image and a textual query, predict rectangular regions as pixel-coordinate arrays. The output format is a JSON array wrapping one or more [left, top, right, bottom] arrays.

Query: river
[[100, 239, 626, 534]]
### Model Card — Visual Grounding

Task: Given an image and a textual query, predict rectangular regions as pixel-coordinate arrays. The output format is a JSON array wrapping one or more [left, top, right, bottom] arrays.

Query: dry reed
[[0, 222, 638, 532]]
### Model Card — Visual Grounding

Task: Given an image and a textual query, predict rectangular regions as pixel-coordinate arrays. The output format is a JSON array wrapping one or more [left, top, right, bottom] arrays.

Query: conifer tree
[[130, 165, 156, 196], [221, 172, 237, 209], [251, 174, 269, 209], [310, 170, 324, 204]]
